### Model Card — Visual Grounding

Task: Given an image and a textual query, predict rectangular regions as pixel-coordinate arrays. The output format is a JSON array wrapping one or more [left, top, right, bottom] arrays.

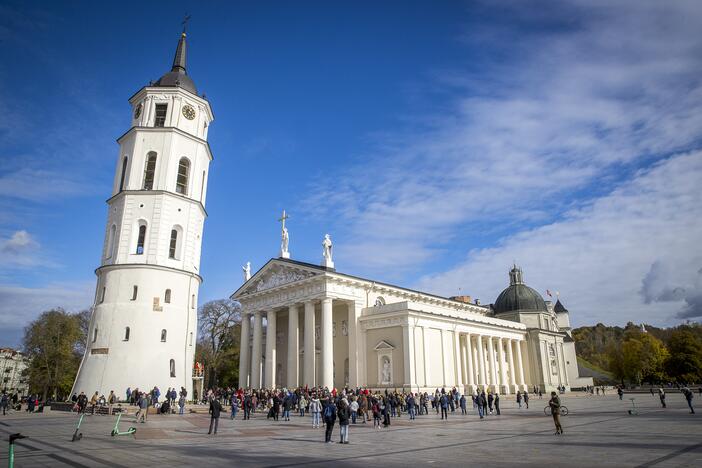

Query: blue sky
[[1, 1, 702, 347]]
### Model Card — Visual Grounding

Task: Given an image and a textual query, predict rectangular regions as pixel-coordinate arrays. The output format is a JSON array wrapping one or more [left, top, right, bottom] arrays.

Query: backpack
[[323, 404, 333, 419]]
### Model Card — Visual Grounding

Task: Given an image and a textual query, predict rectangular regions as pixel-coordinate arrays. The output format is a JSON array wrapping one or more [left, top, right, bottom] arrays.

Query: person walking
[[683, 387, 695, 414], [338, 400, 350, 444], [516, 391, 522, 408], [460, 394, 467, 415], [323, 398, 337, 443], [523, 391, 529, 409], [617, 387, 624, 400], [135, 393, 148, 423], [208, 397, 222, 435], [549, 391, 563, 435], [658, 388, 666, 408]]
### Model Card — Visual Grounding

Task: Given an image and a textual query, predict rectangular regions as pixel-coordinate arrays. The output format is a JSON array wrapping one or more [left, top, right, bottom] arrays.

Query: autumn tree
[[608, 327, 668, 385], [23, 308, 87, 400], [196, 299, 242, 388], [664, 329, 702, 383]]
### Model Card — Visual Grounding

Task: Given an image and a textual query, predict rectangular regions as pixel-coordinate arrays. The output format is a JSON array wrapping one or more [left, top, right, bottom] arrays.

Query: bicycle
[[544, 405, 569, 416]]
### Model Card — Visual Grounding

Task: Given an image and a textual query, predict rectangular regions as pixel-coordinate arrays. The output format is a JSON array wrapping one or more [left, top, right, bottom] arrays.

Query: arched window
[[124, 327, 130, 341], [164, 289, 171, 304], [169, 359, 176, 377], [143, 152, 157, 190], [119, 157, 128, 192], [92, 327, 98, 343], [169, 229, 178, 259], [161, 329, 167, 342], [189, 332, 193, 346], [176, 158, 190, 195], [136, 224, 146, 254], [131, 285, 138, 301], [106, 225, 116, 259], [191, 294, 196, 309]]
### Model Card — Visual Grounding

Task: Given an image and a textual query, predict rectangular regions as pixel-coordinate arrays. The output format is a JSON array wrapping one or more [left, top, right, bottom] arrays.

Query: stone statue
[[381, 357, 391, 383], [242, 261, 251, 282], [322, 234, 334, 268], [279, 210, 290, 258], [341, 320, 348, 336]]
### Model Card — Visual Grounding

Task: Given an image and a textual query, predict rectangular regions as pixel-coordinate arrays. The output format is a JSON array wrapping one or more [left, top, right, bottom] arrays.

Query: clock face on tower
[[182, 104, 196, 120], [134, 103, 142, 119]]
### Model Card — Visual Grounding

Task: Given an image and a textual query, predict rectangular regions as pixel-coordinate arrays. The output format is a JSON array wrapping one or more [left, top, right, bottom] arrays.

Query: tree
[[664, 329, 702, 383], [22, 308, 86, 400], [197, 299, 242, 388], [607, 328, 668, 385]]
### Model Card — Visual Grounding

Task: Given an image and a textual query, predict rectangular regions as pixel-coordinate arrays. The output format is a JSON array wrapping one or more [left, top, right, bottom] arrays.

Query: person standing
[[549, 391, 563, 435], [658, 388, 666, 408], [350, 397, 359, 423], [179, 394, 187, 415], [439, 392, 449, 420], [477, 392, 486, 419], [310, 395, 322, 428], [494, 393, 501, 415], [323, 398, 337, 443], [523, 391, 529, 409], [338, 400, 350, 444], [487, 392, 494, 414], [516, 391, 522, 408], [459, 394, 467, 415], [208, 397, 222, 435], [617, 387, 624, 400], [0, 392, 7, 415]]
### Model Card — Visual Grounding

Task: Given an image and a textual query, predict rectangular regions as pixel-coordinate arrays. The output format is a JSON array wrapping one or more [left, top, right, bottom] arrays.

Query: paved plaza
[[0, 393, 699, 467]]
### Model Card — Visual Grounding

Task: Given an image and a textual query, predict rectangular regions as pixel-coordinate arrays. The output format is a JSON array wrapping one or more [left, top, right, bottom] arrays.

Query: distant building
[[0, 348, 29, 396]]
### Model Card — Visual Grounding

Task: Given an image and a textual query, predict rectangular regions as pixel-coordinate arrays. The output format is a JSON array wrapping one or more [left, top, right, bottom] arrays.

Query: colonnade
[[459, 333, 527, 394], [238, 297, 347, 390]]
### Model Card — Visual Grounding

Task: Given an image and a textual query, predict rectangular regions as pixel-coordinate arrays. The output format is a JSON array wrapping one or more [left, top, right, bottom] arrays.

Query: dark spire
[[171, 32, 187, 74], [554, 299, 569, 313]]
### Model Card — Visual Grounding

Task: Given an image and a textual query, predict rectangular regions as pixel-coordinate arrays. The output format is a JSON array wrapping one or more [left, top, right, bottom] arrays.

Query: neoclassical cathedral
[[235, 239, 593, 394], [72, 31, 210, 397], [71, 29, 592, 398]]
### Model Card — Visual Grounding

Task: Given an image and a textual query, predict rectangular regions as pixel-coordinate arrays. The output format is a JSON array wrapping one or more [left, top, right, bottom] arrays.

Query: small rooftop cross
[[181, 14, 191, 34]]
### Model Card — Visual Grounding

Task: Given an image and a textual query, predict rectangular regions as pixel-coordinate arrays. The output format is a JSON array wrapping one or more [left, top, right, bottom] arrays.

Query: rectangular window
[[154, 104, 168, 127], [100, 287, 106, 303], [131, 285, 138, 301], [169, 230, 178, 259], [191, 294, 196, 309]]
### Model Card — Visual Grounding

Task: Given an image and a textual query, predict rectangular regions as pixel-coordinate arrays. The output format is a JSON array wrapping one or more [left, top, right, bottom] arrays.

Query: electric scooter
[[627, 397, 639, 415], [8, 433, 27, 468], [71, 413, 84, 442], [110, 412, 137, 437]]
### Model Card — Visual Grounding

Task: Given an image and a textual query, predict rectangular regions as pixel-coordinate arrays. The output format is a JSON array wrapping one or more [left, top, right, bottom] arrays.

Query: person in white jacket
[[309, 396, 322, 428]]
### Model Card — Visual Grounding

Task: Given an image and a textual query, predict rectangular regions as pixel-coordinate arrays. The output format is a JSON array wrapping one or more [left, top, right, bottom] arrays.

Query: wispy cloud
[[0, 230, 41, 268], [299, 1, 702, 325]]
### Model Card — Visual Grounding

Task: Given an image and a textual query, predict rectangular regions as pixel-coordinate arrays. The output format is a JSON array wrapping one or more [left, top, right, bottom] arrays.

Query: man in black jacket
[[323, 398, 337, 443], [209, 397, 223, 435]]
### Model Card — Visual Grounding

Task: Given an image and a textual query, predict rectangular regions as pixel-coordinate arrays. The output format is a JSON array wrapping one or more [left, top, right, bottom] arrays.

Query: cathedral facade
[[72, 31, 212, 397], [234, 258, 593, 394]]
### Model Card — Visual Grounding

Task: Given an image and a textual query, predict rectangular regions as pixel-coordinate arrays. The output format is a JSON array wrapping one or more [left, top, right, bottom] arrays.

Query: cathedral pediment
[[233, 259, 321, 297]]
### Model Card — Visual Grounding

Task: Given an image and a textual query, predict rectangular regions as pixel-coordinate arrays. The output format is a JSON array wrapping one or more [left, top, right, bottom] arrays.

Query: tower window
[[169, 359, 176, 377], [165, 289, 171, 304], [154, 104, 168, 127], [176, 158, 190, 195], [92, 328, 98, 343], [161, 329, 167, 342], [169, 229, 178, 259], [191, 294, 196, 309], [200, 171, 206, 201], [124, 327, 130, 341], [100, 287, 106, 303], [131, 285, 138, 301], [119, 157, 128, 192], [107, 225, 117, 260], [189, 332, 193, 346], [136, 224, 146, 254], [142, 152, 157, 190]]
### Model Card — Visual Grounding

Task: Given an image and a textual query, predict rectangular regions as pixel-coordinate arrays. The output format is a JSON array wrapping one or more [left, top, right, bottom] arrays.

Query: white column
[[251, 311, 263, 388], [476, 335, 486, 390], [507, 339, 517, 392], [497, 337, 509, 394], [465, 334, 475, 390], [487, 336, 497, 392], [516, 340, 527, 390], [303, 301, 315, 387], [287, 304, 299, 388], [264, 309, 277, 389], [238, 312, 250, 388], [403, 324, 416, 390], [347, 301, 361, 387], [454, 331, 463, 388], [321, 297, 334, 389]]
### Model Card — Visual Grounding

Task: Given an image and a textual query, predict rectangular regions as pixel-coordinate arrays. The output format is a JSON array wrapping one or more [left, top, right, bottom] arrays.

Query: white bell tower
[[72, 30, 214, 398]]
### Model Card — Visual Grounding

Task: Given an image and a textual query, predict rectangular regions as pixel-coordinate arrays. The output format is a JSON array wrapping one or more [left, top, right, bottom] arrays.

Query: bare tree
[[198, 299, 241, 387]]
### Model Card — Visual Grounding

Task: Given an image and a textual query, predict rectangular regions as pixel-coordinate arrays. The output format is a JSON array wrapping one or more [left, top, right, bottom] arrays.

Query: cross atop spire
[[182, 14, 191, 34]]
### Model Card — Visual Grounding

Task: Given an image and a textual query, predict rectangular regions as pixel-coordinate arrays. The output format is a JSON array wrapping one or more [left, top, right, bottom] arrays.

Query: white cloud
[[0, 230, 41, 267], [415, 151, 702, 327]]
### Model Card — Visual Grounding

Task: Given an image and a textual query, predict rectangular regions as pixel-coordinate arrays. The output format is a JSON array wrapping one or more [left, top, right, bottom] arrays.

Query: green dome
[[493, 266, 547, 314]]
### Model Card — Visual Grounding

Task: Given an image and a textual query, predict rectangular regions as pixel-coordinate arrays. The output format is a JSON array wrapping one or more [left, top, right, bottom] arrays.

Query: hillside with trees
[[573, 322, 702, 385]]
